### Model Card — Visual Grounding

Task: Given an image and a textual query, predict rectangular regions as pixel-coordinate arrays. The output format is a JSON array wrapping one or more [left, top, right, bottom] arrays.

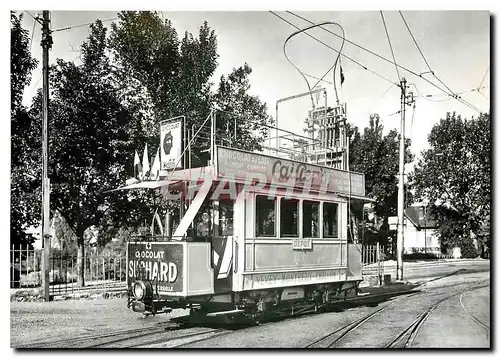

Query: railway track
[[18, 271, 488, 349], [305, 291, 420, 348], [459, 286, 490, 332], [386, 281, 489, 348], [305, 272, 488, 349], [17, 320, 189, 348]]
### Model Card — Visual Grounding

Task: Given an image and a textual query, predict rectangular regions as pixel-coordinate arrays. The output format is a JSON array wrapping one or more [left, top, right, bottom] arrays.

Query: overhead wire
[[398, 11, 483, 113], [284, 11, 483, 114], [269, 11, 399, 89], [478, 66, 489, 89], [304, 73, 334, 85], [51, 17, 119, 33], [380, 11, 401, 82], [29, 17, 36, 52], [412, 83, 452, 103], [398, 11, 432, 72], [369, 84, 395, 113], [24, 11, 41, 24]]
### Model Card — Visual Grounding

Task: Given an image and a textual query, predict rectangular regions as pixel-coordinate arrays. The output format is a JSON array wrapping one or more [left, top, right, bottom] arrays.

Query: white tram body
[[122, 110, 373, 320]]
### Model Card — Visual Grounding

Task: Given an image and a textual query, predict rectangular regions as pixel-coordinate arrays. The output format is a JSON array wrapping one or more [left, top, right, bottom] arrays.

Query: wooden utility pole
[[396, 78, 414, 281], [396, 77, 407, 281], [40, 10, 52, 302]]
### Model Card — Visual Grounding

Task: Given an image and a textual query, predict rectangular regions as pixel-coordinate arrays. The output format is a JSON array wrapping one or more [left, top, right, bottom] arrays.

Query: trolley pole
[[40, 10, 53, 302], [396, 77, 407, 281]]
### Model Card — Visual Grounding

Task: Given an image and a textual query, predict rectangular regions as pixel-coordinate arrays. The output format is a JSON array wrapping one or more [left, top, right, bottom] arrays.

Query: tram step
[[206, 309, 246, 317]]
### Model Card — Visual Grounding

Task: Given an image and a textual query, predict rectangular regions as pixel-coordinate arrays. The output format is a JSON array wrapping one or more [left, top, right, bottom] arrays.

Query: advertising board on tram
[[127, 242, 183, 293], [216, 146, 365, 196]]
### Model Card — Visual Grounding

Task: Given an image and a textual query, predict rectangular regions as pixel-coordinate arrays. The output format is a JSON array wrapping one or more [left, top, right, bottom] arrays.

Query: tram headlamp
[[132, 281, 147, 300]]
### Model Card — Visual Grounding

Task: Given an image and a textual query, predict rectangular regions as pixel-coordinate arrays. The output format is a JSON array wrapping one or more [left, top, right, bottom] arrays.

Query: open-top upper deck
[[117, 104, 366, 199]]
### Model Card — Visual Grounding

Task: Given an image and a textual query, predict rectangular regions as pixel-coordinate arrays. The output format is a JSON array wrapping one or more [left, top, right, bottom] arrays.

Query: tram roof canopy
[[106, 179, 180, 192]]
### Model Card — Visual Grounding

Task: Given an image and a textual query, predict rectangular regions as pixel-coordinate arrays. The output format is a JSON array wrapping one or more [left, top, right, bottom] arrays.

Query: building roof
[[405, 205, 438, 229]]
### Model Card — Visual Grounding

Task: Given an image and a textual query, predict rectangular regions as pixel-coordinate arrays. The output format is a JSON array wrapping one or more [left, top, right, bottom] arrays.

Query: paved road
[[11, 259, 490, 348]]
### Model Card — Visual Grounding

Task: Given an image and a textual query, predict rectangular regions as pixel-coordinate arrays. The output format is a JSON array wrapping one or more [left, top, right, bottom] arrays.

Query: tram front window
[[280, 198, 298, 237], [256, 196, 276, 237], [323, 202, 339, 238], [303, 201, 319, 237]]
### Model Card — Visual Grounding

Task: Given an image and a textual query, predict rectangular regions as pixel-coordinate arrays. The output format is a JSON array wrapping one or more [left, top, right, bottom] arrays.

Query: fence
[[10, 245, 127, 295], [12, 243, 388, 295], [361, 243, 385, 279]]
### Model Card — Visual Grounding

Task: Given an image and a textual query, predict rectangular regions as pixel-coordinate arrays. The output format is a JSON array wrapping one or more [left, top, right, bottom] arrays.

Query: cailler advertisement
[[128, 243, 183, 293], [160, 119, 183, 170], [216, 147, 365, 196]]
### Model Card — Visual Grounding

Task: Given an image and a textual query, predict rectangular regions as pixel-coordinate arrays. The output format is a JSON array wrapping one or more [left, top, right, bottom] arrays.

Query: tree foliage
[[348, 113, 414, 247], [15, 12, 273, 266], [214, 63, 273, 152], [409, 112, 490, 256], [28, 20, 143, 285], [11, 12, 39, 248]]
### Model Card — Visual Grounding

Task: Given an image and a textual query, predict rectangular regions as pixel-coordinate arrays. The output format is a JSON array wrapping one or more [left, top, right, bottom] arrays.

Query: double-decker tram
[[116, 102, 373, 323]]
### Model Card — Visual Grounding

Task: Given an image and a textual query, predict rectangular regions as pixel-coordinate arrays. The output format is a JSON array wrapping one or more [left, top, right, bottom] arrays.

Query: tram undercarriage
[[127, 280, 361, 323]]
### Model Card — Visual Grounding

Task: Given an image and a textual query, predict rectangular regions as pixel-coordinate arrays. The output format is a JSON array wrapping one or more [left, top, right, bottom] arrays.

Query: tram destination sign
[[127, 242, 183, 293], [216, 146, 365, 197]]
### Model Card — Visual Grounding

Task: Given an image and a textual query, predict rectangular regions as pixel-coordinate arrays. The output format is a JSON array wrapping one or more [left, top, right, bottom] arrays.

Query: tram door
[[212, 200, 233, 292], [192, 199, 234, 293]]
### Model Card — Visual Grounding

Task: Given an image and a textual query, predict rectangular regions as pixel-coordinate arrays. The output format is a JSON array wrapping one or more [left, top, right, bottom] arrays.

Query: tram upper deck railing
[[185, 108, 349, 172]]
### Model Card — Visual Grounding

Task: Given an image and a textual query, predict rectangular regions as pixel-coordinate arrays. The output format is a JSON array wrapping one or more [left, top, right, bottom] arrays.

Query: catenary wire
[[270, 11, 399, 88], [397, 11, 483, 113], [24, 11, 41, 24], [304, 73, 334, 85], [285, 11, 483, 113], [29, 17, 36, 52], [478, 66, 489, 89], [380, 11, 401, 82], [399, 11, 433, 72], [51, 17, 119, 33]]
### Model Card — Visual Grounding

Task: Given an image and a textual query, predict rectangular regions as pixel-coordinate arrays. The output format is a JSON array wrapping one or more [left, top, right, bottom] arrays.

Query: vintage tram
[[117, 106, 373, 322]]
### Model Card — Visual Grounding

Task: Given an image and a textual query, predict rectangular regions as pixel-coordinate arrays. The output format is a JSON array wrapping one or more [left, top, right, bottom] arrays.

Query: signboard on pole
[[160, 119, 183, 170]]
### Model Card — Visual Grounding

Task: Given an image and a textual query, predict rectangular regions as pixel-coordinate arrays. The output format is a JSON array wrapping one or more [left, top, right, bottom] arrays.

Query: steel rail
[[386, 281, 490, 348]]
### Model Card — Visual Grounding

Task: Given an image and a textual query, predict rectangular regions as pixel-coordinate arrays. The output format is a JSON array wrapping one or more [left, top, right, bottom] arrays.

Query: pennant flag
[[150, 147, 161, 180], [155, 211, 164, 236], [142, 143, 150, 180], [150, 209, 164, 237], [340, 63, 345, 85], [133, 150, 142, 180]]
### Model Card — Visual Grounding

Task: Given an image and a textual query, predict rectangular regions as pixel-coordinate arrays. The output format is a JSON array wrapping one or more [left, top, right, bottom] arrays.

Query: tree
[[11, 12, 39, 248], [108, 12, 273, 167], [29, 20, 138, 286], [214, 63, 274, 152], [108, 11, 218, 165], [409, 112, 490, 257], [348, 114, 414, 249]]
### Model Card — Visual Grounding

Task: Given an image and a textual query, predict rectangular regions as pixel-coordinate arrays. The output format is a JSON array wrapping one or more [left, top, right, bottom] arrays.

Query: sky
[[18, 10, 490, 163]]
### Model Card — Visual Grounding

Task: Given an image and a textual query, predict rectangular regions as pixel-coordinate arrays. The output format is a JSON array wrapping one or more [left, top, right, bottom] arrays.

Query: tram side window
[[256, 196, 276, 237], [280, 198, 299, 237], [323, 203, 339, 238], [303, 201, 319, 237]]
